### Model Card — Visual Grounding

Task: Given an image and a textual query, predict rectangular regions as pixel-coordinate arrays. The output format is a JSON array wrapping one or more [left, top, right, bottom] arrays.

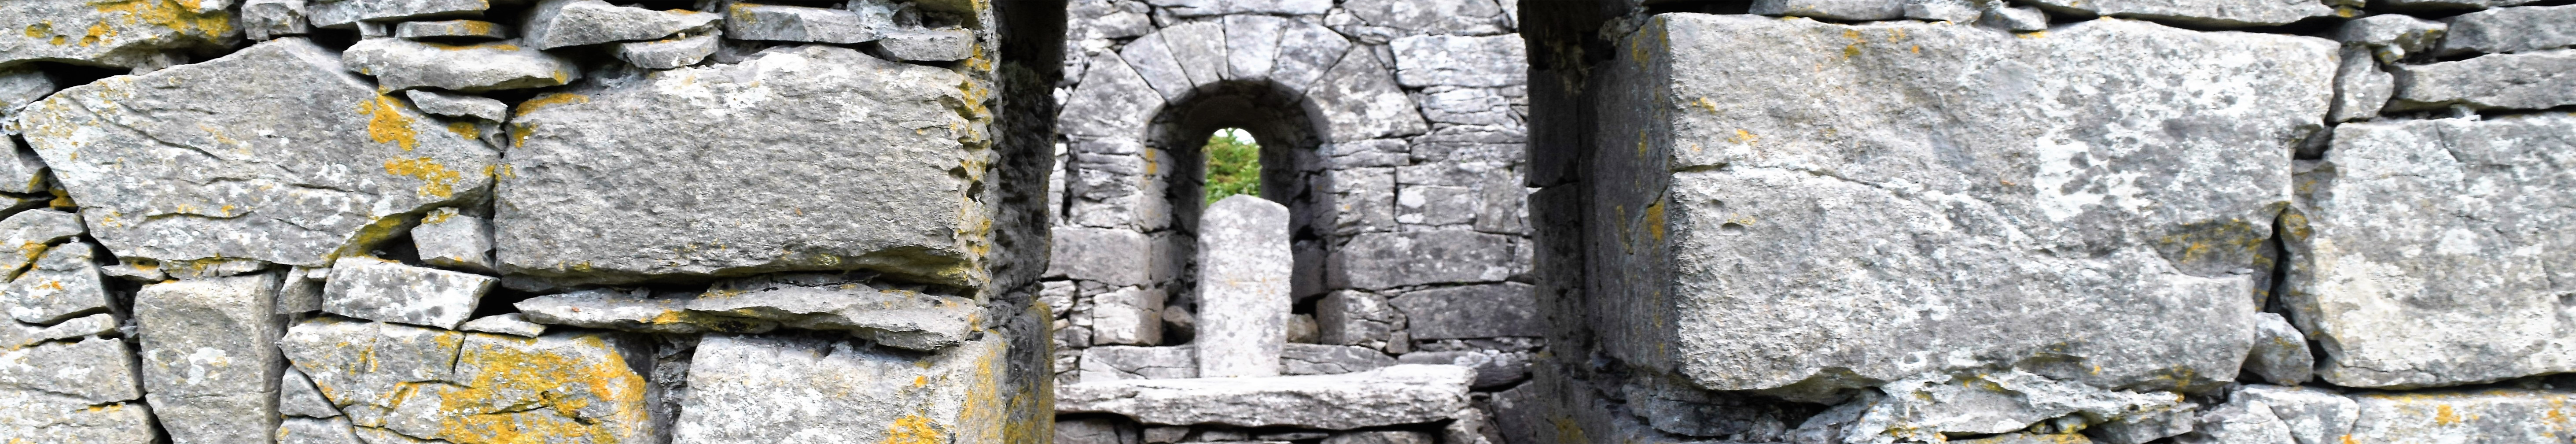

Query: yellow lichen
[[884, 415, 942, 444], [357, 95, 421, 151], [513, 93, 590, 118], [384, 157, 462, 198], [446, 121, 478, 138], [90, 0, 235, 40]]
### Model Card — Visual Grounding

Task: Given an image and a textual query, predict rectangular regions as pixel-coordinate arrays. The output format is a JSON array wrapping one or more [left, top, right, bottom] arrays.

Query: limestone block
[[396, 20, 508, 41], [322, 257, 492, 330], [343, 38, 582, 92], [1080, 345, 1197, 381], [1418, 87, 1519, 126], [2335, 14, 2445, 62], [1752, 0, 1906, 20], [1270, 20, 1354, 92], [879, 27, 974, 62], [2090, 405, 2196, 444], [0, 209, 87, 275], [0, 0, 239, 69], [2024, 0, 2332, 26], [1325, 167, 1398, 235], [1281, 343, 1395, 375], [279, 367, 341, 418], [1058, 364, 1474, 429], [1332, 230, 1520, 290], [456, 313, 544, 337], [1903, 0, 1982, 22], [410, 207, 493, 272], [18, 38, 501, 268], [2346, 390, 2576, 442], [616, 33, 720, 69], [2173, 398, 2295, 444], [1056, 416, 1142, 444], [0, 389, 156, 444], [1068, 0, 1152, 41], [1146, 0, 1331, 16], [499, 44, 983, 287], [0, 313, 115, 350], [244, 0, 313, 41], [2436, 5, 2576, 56], [1325, 431, 1434, 444], [518, 274, 979, 350], [2283, 115, 2576, 388], [1807, 370, 2186, 443], [1049, 227, 1153, 286], [1391, 35, 1524, 89], [402, 90, 508, 122], [0, 338, 142, 403], [1314, 290, 1401, 348], [277, 417, 365, 444], [278, 318, 465, 422], [2327, 45, 2393, 122], [5, 241, 110, 324], [1398, 350, 1526, 388], [1060, 53, 1164, 139], [1983, 5, 2050, 31], [134, 274, 284, 444], [1340, 0, 1510, 37], [1196, 196, 1291, 378], [1090, 285, 1165, 346], [1310, 48, 1428, 143], [1163, 22, 1228, 88], [724, 3, 887, 44], [1118, 33, 1194, 100], [367, 331, 656, 444], [1390, 283, 1538, 340], [1223, 15, 1288, 81], [2391, 49, 2576, 111], [2232, 385, 2356, 444], [672, 333, 1005, 444], [1323, 139, 1409, 169], [308, 0, 487, 29], [273, 266, 328, 314], [1596, 15, 2331, 394], [523, 0, 718, 49], [2244, 313, 2313, 385]]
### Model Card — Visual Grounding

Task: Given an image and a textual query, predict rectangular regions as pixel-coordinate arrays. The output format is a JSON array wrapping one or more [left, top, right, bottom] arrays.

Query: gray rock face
[[409, 207, 494, 271], [1983, 5, 2050, 31], [0, 209, 83, 276], [2024, 0, 2333, 26], [1596, 15, 2332, 394], [278, 367, 340, 418], [2282, 115, 2576, 388], [277, 416, 365, 444], [1049, 227, 1153, 286], [1389, 283, 1538, 340], [499, 44, 984, 287], [1396, 350, 1525, 388], [0, 0, 239, 69], [343, 38, 583, 92], [2175, 398, 2295, 444], [2244, 313, 2313, 385], [18, 38, 501, 268], [516, 274, 979, 351], [456, 313, 544, 337], [2346, 390, 2576, 442], [280, 318, 657, 444], [1081, 345, 1197, 381], [402, 90, 508, 122], [1332, 230, 1520, 290], [0, 388, 156, 444], [879, 28, 975, 62], [321, 257, 492, 330], [616, 33, 718, 69], [523, 0, 719, 50], [1903, 0, 1982, 22], [1148, 0, 1331, 16], [1310, 48, 1428, 143], [5, 241, 110, 325], [1057, 364, 1475, 429], [1337, 0, 1510, 37], [0, 337, 142, 403], [1390, 35, 1524, 89], [277, 318, 464, 422], [2328, 45, 2393, 122], [272, 266, 328, 314], [1197, 196, 1292, 378], [1315, 290, 1402, 349], [1751, 0, 1905, 20], [1281, 343, 1395, 375], [134, 274, 284, 444], [1056, 416, 1142, 444], [243, 0, 313, 41], [396, 20, 508, 41], [307, 0, 487, 29], [1799, 370, 2186, 444], [1, 313, 114, 350], [1325, 430, 1435, 444], [672, 333, 1005, 444], [1089, 285, 1165, 346], [723, 3, 887, 44], [2335, 14, 2445, 63], [2435, 5, 2576, 56], [2391, 49, 2576, 111], [2231, 385, 2356, 444]]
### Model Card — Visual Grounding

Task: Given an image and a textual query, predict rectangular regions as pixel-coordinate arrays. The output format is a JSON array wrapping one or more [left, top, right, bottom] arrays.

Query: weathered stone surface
[[2024, 0, 2333, 26], [1117, 33, 1194, 100], [279, 367, 340, 418], [1270, 20, 1354, 92], [396, 20, 507, 41], [1056, 416, 1141, 444], [1090, 285, 1164, 346], [1197, 196, 1291, 378], [880, 27, 976, 62], [1338, 0, 1510, 37], [2328, 45, 2392, 122], [723, 3, 887, 44], [1389, 283, 1538, 340], [1391, 35, 1524, 89], [372, 331, 656, 444], [1310, 48, 1428, 143], [2282, 115, 2576, 388], [2173, 398, 2294, 444], [1, 313, 114, 350], [2391, 49, 2576, 111], [2435, 5, 2576, 56], [1597, 15, 2331, 394], [1903, 0, 1982, 22], [1068, 0, 1152, 41], [2231, 385, 2355, 444], [1332, 230, 1520, 290], [2345, 390, 2576, 442], [1060, 53, 1163, 140], [1398, 350, 1526, 388], [1281, 343, 1395, 375], [1049, 227, 1153, 285], [343, 38, 583, 92], [243, 0, 313, 41], [516, 277, 976, 350], [673, 333, 1005, 444], [456, 313, 543, 337], [1752, 0, 1905, 20], [1221, 15, 1288, 81], [0, 337, 142, 403], [1080, 345, 1196, 381], [524, 0, 718, 49], [19, 38, 500, 268], [1417, 87, 1520, 127], [5, 241, 110, 325], [1325, 430, 1435, 444], [134, 274, 283, 444], [410, 207, 494, 271], [0, 64, 55, 115], [615, 33, 719, 69], [322, 257, 491, 329], [0, 209, 85, 275], [0, 388, 156, 443], [273, 266, 328, 314], [308, 0, 486, 29], [2244, 312, 2313, 385], [1983, 5, 2050, 31], [277, 416, 365, 444], [2090, 405, 2196, 444], [1161, 21, 1228, 88], [1956, 434, 2097, 444], [2336, 14, 2445, 62], [499, 44, 983, 286], [1795, 370, 2186, 444], [1057, 364, 1474, 429], [279, 318, 465, 421], [1148, 0, 1330, 16], [158, 257, 269, 280], [402, 90, 507, 122], [0, 0, 239, 69], [1315, 290, 1401, 349]]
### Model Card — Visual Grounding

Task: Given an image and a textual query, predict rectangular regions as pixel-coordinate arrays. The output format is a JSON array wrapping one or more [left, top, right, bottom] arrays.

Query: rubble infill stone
[[1081, 345, 1198, 381], [523, 0, 720, 50], [672, 333, 1006, 444], [878, 28, 976, 62], [343, 38, 583, 92], [2335, 14, 2446, 63], [1056, 364, 1475, 429], [457, 313, 545, 337], [403, 90, 508, 122], [2391, 49, 2576, 111], [0, 388, 157, 443], [724, 3, 887, 44], [373, 330, 657, 444], [410, 207, 495, 271], [617, 33, 720, 70], [242, 0, 313, 41], [515, 275, 979, 351], [1389, 282, 1539, 340], [0, 0, 239, 69], [395, 20, 508, 41], [0, 209, 85, 277], [18, 37, 500, 268], [322, 257, 493, 330]]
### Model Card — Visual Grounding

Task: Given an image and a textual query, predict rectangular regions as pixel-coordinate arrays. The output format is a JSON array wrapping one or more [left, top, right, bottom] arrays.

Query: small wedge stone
[[279, 367, 341, 418], [243, 0, 315, 41], [403, 90, 508, 122], [410, 207, 495, 270], [307, 0, 488, 29], [4, 241, 110, 325], [457, 313, 545, 337], [0, 209, 84, 275], [396, 19, 509, 41]]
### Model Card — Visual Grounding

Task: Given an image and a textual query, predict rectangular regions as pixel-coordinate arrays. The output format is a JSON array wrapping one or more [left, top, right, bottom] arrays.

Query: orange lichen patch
[[2435, 404, 2461, 425], [446, 121, 478, 138], [485, 164, 517, 180], [90, 0, 235, 39], [46, 189, 74, 209], [2017, 31, 2049, 39], [1726, 129, 1759, 145], [513, 93, 589, 118], [434, 334, 652, 444], [357, 95, 421, 151], [1842, 29, 1864, 59], [384, 157, 463, 198], [1642, 200, 1667, 241], [884, 415, 943, 444], [427, 41, 520, 52]]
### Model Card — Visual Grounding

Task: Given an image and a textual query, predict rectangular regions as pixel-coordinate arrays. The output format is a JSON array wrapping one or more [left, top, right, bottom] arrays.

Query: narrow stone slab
[[308, 0, 486, 28], [134, 273, 284, 444], [0, 209, 86, 276], [1391, 34, 1525, 89], [2391, 49, 2576, 111], [408, 207, 494, 271], [2023, 0, 2332, 26], [1080, 345, 1197, 381], [2283, 115, 2576, 388], [0, 313, 115, 351], [1281, 344, 1395, 376], [1197, 195, 1290, 378], [1751, 0, 1904, 20], [4, 241, 110, 325], [0, 338, 142, 403], [395, 20, 508, 41], [0, 0, 239, 69], [1339, 0, 1510, 37], [322, 257, 493, 330], [1147, 0, 1330, 16], [1332, 230, 1519, 290], [1056, 364, 1474, 429], [2346, 390, 2576, 441], [2435, 4, 2576, 56], [2335, 14, 2445, 63], [243, 0, 313, 41], [277, 416, 366, 444], [723, 3, 887, 44], [402, 90, 508, 122], [18, 38, 501, 268], [523, 0, 720, 50], [344, 38, 583, 92], [672, 333, 1005, 444], [0, 389, 156, 443], [616, 33, 719, 69], [515, 274, 979, 351], [879, 27, 975, 62], [456, 313, 544, 337]]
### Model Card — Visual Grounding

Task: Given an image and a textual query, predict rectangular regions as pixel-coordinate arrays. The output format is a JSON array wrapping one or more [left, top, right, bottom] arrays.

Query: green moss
[[1203, 128, 1261, 205]]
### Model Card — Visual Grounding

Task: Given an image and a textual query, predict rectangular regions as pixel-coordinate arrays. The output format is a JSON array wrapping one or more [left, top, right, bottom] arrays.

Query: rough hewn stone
[[2283, 115, 2576, 388], [2391, 49, 2576, 111], [524, 0, 718, 49], [2434, 5, 2576, 56], [2231, 385, 2355, 444], [1325, 430, 1435, 444], [278, 367, 340, 418], [456, 313, 544, 338], [1089, 285, 1164, 346], [1270, 20, 1354, 92], [1983, 5, 2050, 31], [1903, 0, 1982, 22], [1049, 227, 1153, 285], [1338, 0, 1509, 37], [2244, 312, 2313, 385], [1080, 345, 1196, 381], [2328, 45, 2392, 122], [1060, 53, 1163, 140], [272, 266, 328, 314], [1281, 343, 1395, 375], [1396, 350, 1524, 388], [1056, 416, 1142, 444], [499, 44, 984, 287], [0, 0, 239, 69], [1390, 283, 1538, 340], [2024, 0, 2333, 26], [2345, 390, 2576, 442], [1796, 370, 2186, 444], [1315, 290, 1402, 349], [615, 33, 720, 69], [672, 333, 1005, 444], [878, 27, 975, 61], [18, 38, 500, 268], [409, 207, 494, 271], [0, 313, 114, 350], [0, 337, 142, 403], [321, 257, 491, 330], [278, 318, 464, 422], [0, 209, 82, 275], [1332, 230, 1520, 290], [1147, 0, 1330, 16], [1057, 364, 1474, 429], [0, 388, 156, 443], [277, 416, 365, 444], [375, 330, 657, 444], [1310, 48, 1428, 142], [1391, 35, 1524, 89], [307, 0, 486, 29], [723, 3, 887, 44], [343, 38, 583, 92], [402, 90, 507, 122], [5, 241, 109, 325], [243, 0, 313, 41], [1197, 196, 1291, 378], [134, 274, 284, 444], [2173, 397, 2294, 444], [396, 20, 508, 41], [2334, 14, 2445, 63], [1752, 0, 1905, 21]]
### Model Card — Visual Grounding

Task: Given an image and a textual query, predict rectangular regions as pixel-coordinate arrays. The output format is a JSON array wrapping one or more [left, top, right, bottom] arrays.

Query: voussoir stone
[[0, 0, 239, 69], [134, 273, 286, 444], [499, 44, 986, 287], [2283, 115, 2576, 388], [2023, 0, 2335, 27], [672, 333, 1006, 444], [2390, 49, 2576, 111], [1596, 15, 2334, 394], [18, 37, 501, 268], [322, 257, 493, 330], [343, 38, 583, 92], [523, 0, 720, 50], [1057, 364, 1474, 429]]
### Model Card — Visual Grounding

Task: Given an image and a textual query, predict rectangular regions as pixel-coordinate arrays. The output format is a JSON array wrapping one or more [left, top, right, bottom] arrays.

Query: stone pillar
[[1195, 195, 1291, 378]]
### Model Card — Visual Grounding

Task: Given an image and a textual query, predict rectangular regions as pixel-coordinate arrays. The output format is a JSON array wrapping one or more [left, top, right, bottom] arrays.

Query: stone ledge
[[1056, 364, 1473, 429]]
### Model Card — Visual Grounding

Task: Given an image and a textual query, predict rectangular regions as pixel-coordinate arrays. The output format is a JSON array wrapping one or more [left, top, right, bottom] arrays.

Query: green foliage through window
[[1204, 128, 1261, 205]]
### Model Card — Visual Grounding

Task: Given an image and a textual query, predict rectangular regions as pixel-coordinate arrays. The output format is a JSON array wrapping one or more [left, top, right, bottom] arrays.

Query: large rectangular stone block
[[673, 333, 1005, 444], [1589, 14, 2333, 394]]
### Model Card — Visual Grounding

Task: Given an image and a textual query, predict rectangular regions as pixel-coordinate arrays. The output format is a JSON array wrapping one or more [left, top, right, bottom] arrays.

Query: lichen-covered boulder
[[0, 0, 239, 69]]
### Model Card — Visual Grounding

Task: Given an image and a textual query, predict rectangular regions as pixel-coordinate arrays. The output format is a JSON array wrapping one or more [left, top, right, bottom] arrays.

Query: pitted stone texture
[[2434, 5, 2576, 56], [18, 38, 500, 268], [1197, 196, 1291, 378], [1147, 0, 1330, 16], [1389, 283, 1538, 340], [2391, 49, 2576, 111], [1281, 344, 1395, 375], [1337, 0, 1511, 38], [403, 90, 507, 122], [1597, 15, 2332, 394], [2282, 115, 2576, 388], [1332, 230, 1520, 290], [1752, 0, 1905, 20], [0, 209, 83, 276], [2232, 385, 2356, 444], [1056, 364, 1474, 429], [1, 313, 115, 350], [371, 331, 656, 444], [1310, 48, 1429, 143], [456, 313, 544, 338], [1080, 345, 1197, 381], [500, 44, 984, 287], [410, 207, 494, 271], [5, 241, 110, 325], [2346, 390, 2576, 442], [723, 3, 888, 44], [1798, 370, 2186, 444], [1272, 20, 1355, 92], [523, 0, 718, 49], [1056, 417, 1141, 444], [2328, 45, 2393, 123], [344, 38, 583, 92], [308, 0, 486, 29], [2027, 0, 2335, 26], [1060, 53, 1165, 140], [673, 333, 1005, 444], [322, 257, 492, 330], [2334, 14, 2445, 63], [1316, 290, 1402, 349], [280, 367, 341, 418], [0, 389, 156, 444], [1391, 35, 1525, 89], [396, 20, 508, 41], [616, 33, 720, 69], [0, 0, 239, 69], [880, 28, 975, 62], [244, 0, 314, 41], [135, 274, 284, 444], [0, 338, 142, 403], [517, 275, 978, 350], [2244, 313, 2313, 385], [277, 416, 366, 444]]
